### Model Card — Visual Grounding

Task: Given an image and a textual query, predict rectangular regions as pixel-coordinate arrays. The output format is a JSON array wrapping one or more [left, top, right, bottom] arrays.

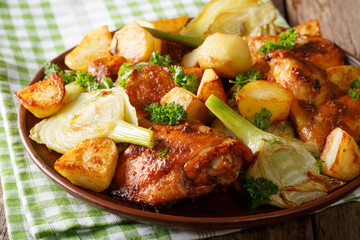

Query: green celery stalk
[[108, 120, 155, 148], [143, 27, 204, 48]]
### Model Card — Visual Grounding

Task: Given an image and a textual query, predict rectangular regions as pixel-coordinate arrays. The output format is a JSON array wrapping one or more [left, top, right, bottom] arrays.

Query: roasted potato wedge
[[14, 73, 65, 118], [65, 25, 112, 72], [181, 47, 200, 68], [198, 32, 252, 78], [161, 87, 209, 124], [321, 128, 360, 181], [294, 19, 322, 37], [197, 69, 228, 104], [326, 65, 360, 90], [149, 16, 189, 33], [236, 80, 293, 123], [109, 21, 161, 64], [54, 138, 118, 192]]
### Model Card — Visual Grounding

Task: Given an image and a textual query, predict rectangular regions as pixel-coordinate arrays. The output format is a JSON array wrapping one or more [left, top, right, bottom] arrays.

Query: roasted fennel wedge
[[205, 95, 343, 208], [30, 87, 154, 154]]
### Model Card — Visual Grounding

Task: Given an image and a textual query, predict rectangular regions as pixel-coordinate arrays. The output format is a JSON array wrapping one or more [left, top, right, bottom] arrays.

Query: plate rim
[[17, 49, 360, 230]]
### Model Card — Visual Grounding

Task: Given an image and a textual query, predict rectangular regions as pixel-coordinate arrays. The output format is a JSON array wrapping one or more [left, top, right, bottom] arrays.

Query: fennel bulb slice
[[205, 95, 343, 208], [30, 88, 148, 154]]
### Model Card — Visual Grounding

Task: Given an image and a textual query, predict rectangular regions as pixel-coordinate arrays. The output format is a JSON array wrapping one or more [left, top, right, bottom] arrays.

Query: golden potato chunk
[[321, 128, 360, 181], [14, 73, 65, 118], [198, 32, 252, 78], [161, 87, 209, 124], [109, 21, 161, 64], [326, 65, 360, 90], [65, 25, 112, 72], [197, 69, 228, 104], [149, 16, 188, 33], [294, 19, 322, 37], [236, 80, 293, 123], [181, 47, 200, 68], [54, 138, 118, 192]]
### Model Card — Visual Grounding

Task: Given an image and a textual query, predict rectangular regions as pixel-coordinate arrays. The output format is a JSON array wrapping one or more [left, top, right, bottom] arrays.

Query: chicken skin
[[266, 49, 343, 107], [117, 64, 203, 110], [290, 95, 360, 151], [110, 121, 253, 207]]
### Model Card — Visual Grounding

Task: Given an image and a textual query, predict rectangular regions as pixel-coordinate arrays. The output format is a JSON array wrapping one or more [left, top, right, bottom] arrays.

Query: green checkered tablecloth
[[1, 0, 359, 239]]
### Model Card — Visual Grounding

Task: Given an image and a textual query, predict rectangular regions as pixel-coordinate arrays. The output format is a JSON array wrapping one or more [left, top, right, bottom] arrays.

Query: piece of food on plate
[[294, 19, 322, 37], [180, 0, 276, 38], [320, 128, 360, 181], [30, 88, 154, 154], [198, 32, 252, 78], [181, 47, 200, 67], [88, 54, 127, 82], [14, 72, 65, 118], [326, 65, 360, 90], [110, 121, 253, 207], [55, 138, 118, 192], [161, 86, 210, 124], [290, 94, 360, 151], [109, 21, 161, 64], [197, 69, 228, 104], [206, 95, 344, 209], [65, 25, 112, 72], [235, 80, 293, 123], [266, 49, 342, 107], [147, 16, 189, 33]]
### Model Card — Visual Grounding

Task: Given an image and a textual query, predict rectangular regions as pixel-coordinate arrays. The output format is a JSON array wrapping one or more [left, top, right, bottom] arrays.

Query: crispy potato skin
[[14, 73, 65, 118], [54, 138, 118, 192], [197, 69, 228, 104], [110, 121, 253, 207], [326, 65, 360, 90], [294, 19, 322, 37]]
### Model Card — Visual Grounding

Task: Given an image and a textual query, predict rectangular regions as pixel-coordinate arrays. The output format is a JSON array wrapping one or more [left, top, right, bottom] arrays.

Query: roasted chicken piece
[[88, 54, 127, 82], [110, 121, 253, 207], [117, 64, 203, 110], [266, 49, 343, 107], [290, 95, 360, 151]]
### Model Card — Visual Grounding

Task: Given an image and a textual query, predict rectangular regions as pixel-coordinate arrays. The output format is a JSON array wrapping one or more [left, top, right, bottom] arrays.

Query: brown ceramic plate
[[18, 48, 360, 229]]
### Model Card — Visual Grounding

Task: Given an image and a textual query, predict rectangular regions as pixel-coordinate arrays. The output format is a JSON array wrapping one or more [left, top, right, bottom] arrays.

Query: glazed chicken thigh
[[110, 121, 253, 207]]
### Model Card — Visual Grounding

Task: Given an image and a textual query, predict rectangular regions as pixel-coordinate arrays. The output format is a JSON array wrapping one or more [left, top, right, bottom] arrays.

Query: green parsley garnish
[[154, 146, 169, 158], [229, 69, 261, 98], [169, 65, 198, 93], [132, 62, 149, 72], [44, 62, 76, 84], [117, 63, 133, 88], [243, 177, 279, 212], [155, 138, 164, 143], [348, 77, 360, 100], [145, 102, 188, 125], [259, 28, 298, 54], [315, 159, 324, 173], [250, 108, 272, 130], [150, 51, 172, 66]]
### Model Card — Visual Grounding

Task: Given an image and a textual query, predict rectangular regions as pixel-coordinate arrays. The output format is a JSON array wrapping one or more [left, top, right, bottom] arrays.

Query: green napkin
[[0, 0, 358, 239]]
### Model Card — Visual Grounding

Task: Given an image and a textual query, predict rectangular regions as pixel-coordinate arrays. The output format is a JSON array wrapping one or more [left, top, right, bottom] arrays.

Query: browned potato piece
[[198, 32, 252, 78], [197, 69, 228, 104], [14, 73, 65, 118], [181, 47, 200, 67], [149, 16, 189, 33], [321, 128, 360, 181], [161, 87, 209, 124], [54, 138, 118, 192], [326, 65, 360, 90], [236, 80, 293, 123], [109, 21, 161, 64], [65, 25, 112, 72], [294, 19, 322, 37]]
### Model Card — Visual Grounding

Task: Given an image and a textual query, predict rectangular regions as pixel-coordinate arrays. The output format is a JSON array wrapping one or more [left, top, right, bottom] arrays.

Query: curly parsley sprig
[[169, 65, 198, 93], [150, 51, 172, 66], [259, 28, 298, 54], [243, 177, 279, 212], [229, 69, 261, 98], [250, 108, 272, 130], [145, 102, 187, 125], [348, 77, 360, 100]]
